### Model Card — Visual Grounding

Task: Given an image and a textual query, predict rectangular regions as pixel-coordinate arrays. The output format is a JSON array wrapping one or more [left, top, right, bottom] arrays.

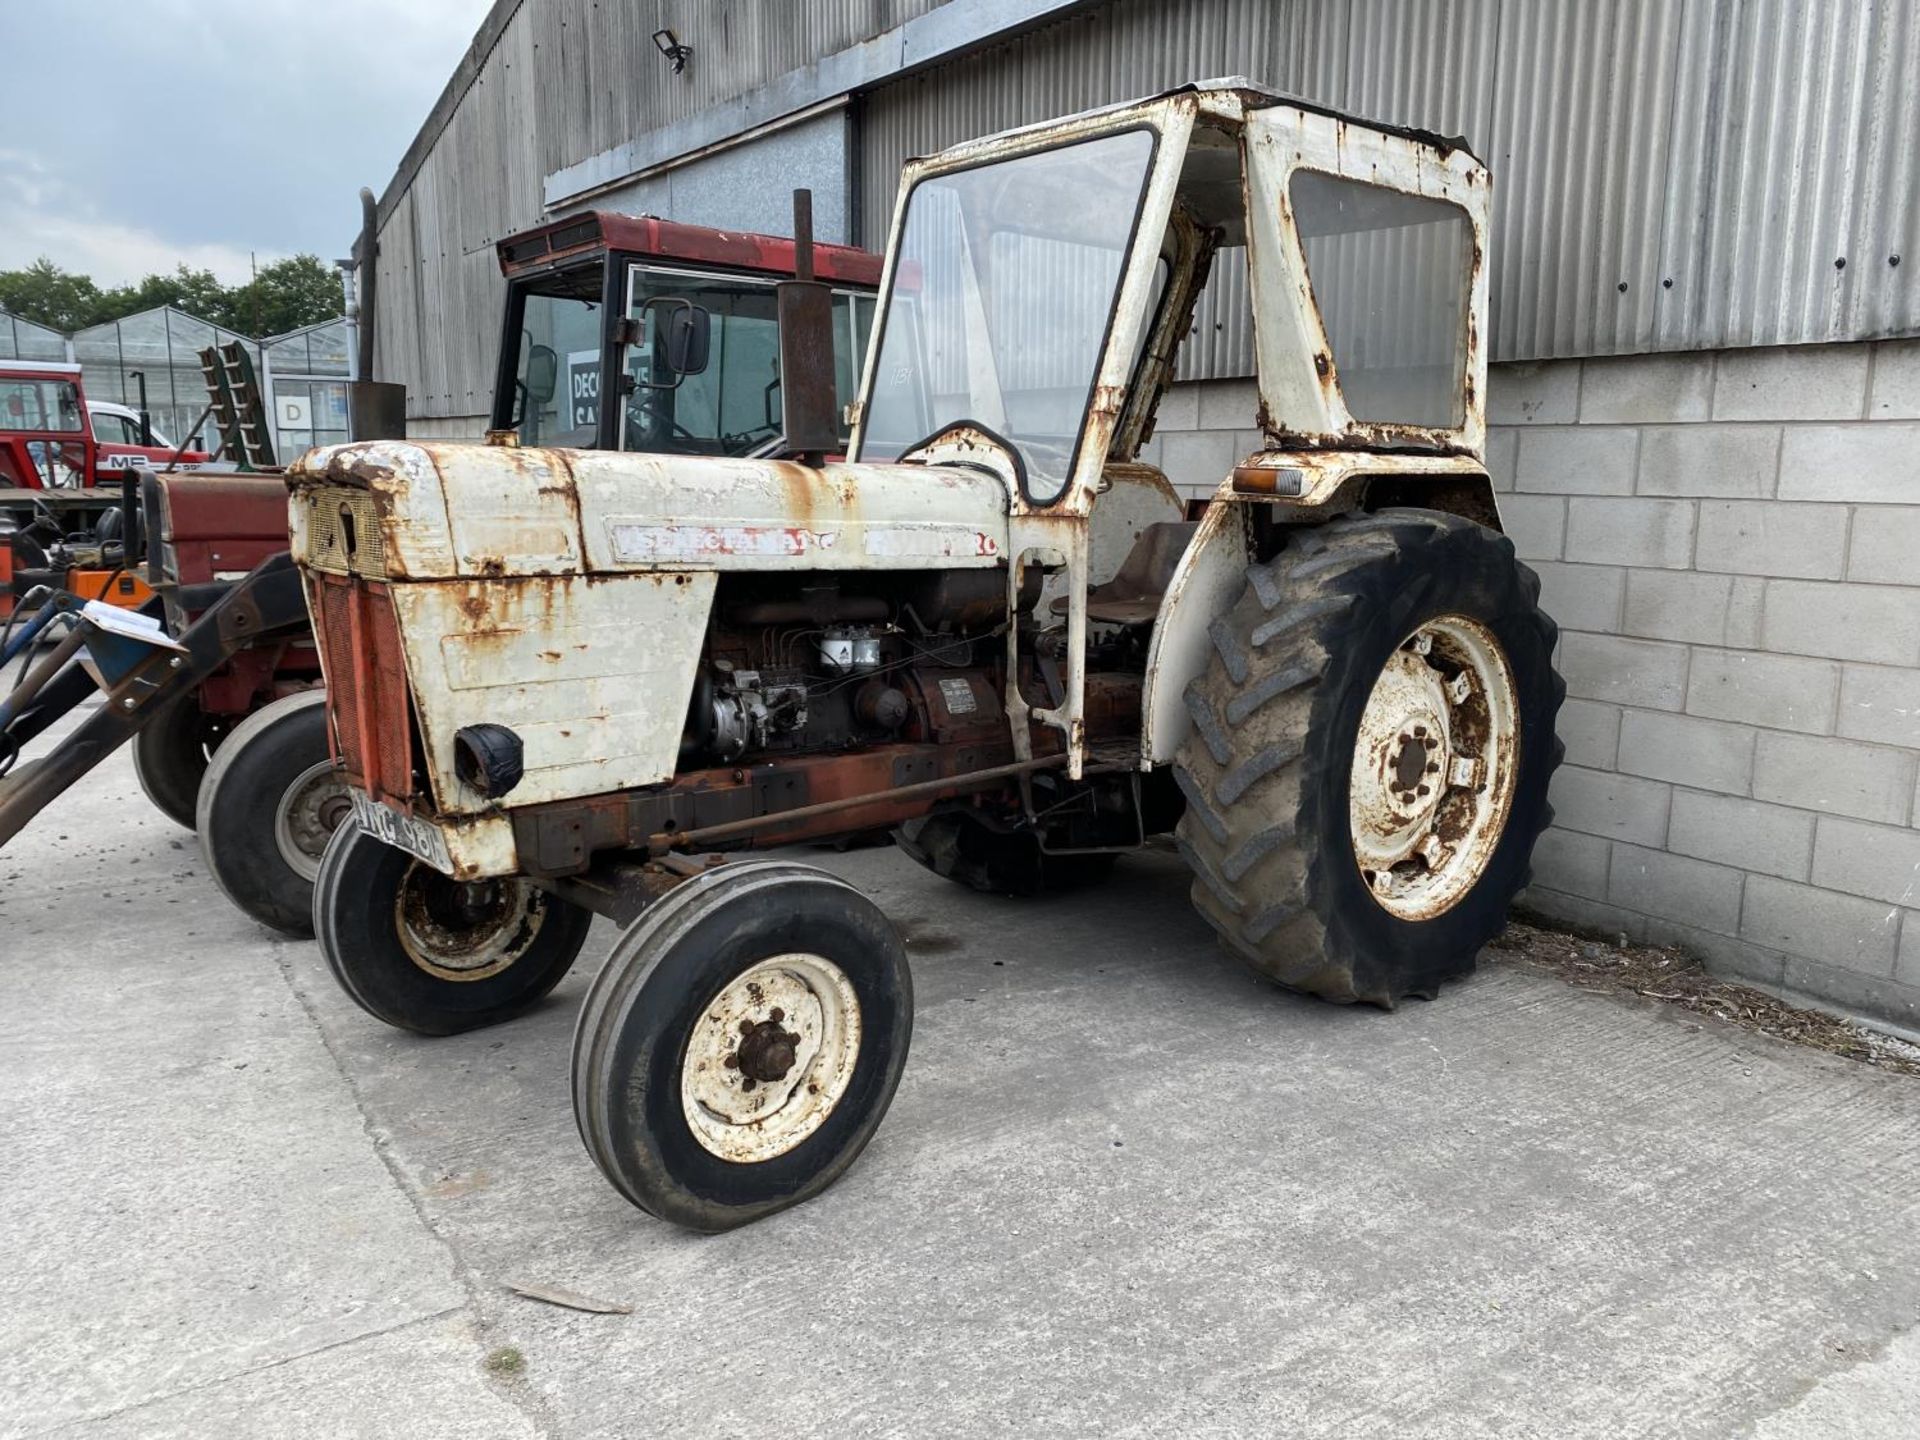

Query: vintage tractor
[[0, 214, 880, 937], [291, 82, 1563, 1232]]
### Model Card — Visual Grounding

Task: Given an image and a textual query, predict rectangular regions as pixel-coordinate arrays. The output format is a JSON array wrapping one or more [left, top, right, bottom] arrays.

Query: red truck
[[0, 213, 883, 938]]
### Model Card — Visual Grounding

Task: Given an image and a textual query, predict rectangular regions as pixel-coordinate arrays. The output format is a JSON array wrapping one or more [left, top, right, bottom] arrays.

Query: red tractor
[[0, 361, 217, 618], [0, 360, 213, 496], [0, 213, 883, 938]]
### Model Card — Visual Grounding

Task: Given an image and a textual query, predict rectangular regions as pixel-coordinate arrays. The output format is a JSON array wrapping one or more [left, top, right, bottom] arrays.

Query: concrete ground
[[4, 709, 1920, 1438]]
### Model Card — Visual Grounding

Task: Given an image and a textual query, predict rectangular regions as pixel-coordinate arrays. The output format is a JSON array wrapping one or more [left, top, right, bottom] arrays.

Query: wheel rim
[[680, 954, 863, 1164], [395, 866, 546, 982], [273, 760, 352, 883], [1349, 614, 1519, 920]]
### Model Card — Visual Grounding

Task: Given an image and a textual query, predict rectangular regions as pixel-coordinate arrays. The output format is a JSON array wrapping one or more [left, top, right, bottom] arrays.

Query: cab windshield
[[857, 129, 1156, 499], [1, 377, 83, 434], [501, 263, 874, 455], [623, 267, 873, 457]]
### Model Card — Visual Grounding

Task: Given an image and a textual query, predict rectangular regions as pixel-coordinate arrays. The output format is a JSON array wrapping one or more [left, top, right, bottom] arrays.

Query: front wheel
[[1173, 508, 1563, 1007], [133, 696, 224, 829], [314, 825, 593, 1035], [572, 861, 912, 1232], [197, 691, 348, 936]]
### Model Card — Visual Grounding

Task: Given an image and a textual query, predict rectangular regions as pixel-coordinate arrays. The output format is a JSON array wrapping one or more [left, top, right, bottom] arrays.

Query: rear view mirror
[[667, 304, 711, 376], [525, 344, 559, 405], [638, 298, 711, 387]]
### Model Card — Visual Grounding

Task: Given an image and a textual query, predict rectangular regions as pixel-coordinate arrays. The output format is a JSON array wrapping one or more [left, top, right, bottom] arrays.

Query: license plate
[[351, 790, 454, 874]]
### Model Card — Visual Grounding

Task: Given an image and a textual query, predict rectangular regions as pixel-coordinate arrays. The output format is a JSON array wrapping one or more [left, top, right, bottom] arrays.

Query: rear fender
[[1138, 464, 1500, 765], [1140, 500, 1251, 765]]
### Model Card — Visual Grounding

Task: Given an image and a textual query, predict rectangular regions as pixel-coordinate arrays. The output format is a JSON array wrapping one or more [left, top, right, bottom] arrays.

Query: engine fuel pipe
[[646, 753, 1070, 855]]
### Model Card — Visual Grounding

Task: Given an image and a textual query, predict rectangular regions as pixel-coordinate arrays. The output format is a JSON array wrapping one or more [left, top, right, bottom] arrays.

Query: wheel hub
[[682, 954, 862, 1164], [395, 867, 544, 982], [1391, 733, 1431, 794], [731, 1010, 801, 1088], [274, 759, 352, 883], [1349, 615, 1519, 920]]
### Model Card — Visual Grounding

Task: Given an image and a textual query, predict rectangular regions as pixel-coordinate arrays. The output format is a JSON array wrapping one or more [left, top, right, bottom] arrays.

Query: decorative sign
[[568, 348, 600, 430]]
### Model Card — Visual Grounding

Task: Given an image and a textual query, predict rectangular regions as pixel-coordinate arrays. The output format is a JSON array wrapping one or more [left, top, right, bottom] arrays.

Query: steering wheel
[[626, 392, 703, 448], [34, 441, 85, 489], [722, 421, 783, 454]]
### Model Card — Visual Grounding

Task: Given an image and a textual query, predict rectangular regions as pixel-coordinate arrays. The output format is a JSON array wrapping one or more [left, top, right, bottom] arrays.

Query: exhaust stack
[[776, 190, 840, 466]]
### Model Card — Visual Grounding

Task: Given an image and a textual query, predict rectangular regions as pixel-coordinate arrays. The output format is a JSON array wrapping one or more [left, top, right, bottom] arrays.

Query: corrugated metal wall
[[377, 0, 945, 423], [859, 0, 1920, 368], [525, 0, 946, 184], [382, 0, 1920, 416]]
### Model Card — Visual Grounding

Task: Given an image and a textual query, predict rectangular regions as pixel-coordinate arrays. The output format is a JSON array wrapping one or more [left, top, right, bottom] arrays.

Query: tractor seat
[[1052, 520, 1199, 626]]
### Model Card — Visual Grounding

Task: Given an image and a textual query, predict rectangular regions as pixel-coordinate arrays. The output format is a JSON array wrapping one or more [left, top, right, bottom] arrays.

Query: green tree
[[95, 266, 238, 329], [229, 255, 343, 336], [0, 258, 103, 331], [0, 254, 342, 337]]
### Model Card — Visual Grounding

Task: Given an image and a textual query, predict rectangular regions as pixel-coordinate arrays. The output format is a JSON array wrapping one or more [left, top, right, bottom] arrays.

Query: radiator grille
[[299, 486, 388, 578], [310, 572, 415, 804], [315, 577, 361, 774]]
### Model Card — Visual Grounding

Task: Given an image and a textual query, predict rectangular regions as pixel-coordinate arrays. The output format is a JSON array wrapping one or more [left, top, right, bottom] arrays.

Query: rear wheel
[[1173, 509, 1563, 1006], [573, 861, 912, 1231], [895, 811, 1118, 896], [133, 696, 225, 829], [197, 691, 348, 936], [314, 825, 593, 1035]]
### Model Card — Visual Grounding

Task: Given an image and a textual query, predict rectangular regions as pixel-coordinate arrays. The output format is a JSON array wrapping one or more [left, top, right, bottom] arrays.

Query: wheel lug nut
[[769, 1007, 784, 1023]]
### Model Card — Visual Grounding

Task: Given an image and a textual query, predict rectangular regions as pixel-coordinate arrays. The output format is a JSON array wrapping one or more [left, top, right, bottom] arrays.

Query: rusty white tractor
[[289, 81, 1563, 1231]]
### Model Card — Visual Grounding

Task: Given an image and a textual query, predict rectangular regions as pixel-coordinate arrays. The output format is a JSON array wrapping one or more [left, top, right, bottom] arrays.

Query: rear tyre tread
[[895, 812, 1119, 897], [1173, 508, 1564, 1008]]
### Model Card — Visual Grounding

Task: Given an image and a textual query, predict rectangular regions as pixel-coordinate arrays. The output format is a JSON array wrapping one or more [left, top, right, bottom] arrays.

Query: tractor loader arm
[[0, 553, 309, 852]]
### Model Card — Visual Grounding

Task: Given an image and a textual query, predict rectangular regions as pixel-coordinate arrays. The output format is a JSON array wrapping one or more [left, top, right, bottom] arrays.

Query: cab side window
[[92, 412, 140, 445]]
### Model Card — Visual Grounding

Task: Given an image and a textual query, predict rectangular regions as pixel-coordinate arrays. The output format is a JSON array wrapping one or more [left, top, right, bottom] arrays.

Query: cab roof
[[497, 211, 884, 288], [0, 360, 81, 377], [910, 76, 1481, 169]]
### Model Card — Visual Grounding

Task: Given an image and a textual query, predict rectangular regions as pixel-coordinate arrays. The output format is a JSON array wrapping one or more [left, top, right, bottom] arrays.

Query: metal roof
[[858, 0, 1920, 363]]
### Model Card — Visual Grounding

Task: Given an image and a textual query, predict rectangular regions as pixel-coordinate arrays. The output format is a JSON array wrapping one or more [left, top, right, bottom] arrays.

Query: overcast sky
[[0, 0, 484, 285]]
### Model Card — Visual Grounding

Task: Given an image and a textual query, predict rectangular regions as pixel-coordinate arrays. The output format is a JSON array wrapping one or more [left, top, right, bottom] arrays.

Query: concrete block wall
[[1146, 341, 1920, 1031]]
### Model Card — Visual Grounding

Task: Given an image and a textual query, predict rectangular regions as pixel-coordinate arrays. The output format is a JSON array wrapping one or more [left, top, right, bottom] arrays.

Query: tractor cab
[[491, 212, 881, 457], [1, 363, 170, 617], [0, 362, 212, 494], [0, 363, 91, 492]]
